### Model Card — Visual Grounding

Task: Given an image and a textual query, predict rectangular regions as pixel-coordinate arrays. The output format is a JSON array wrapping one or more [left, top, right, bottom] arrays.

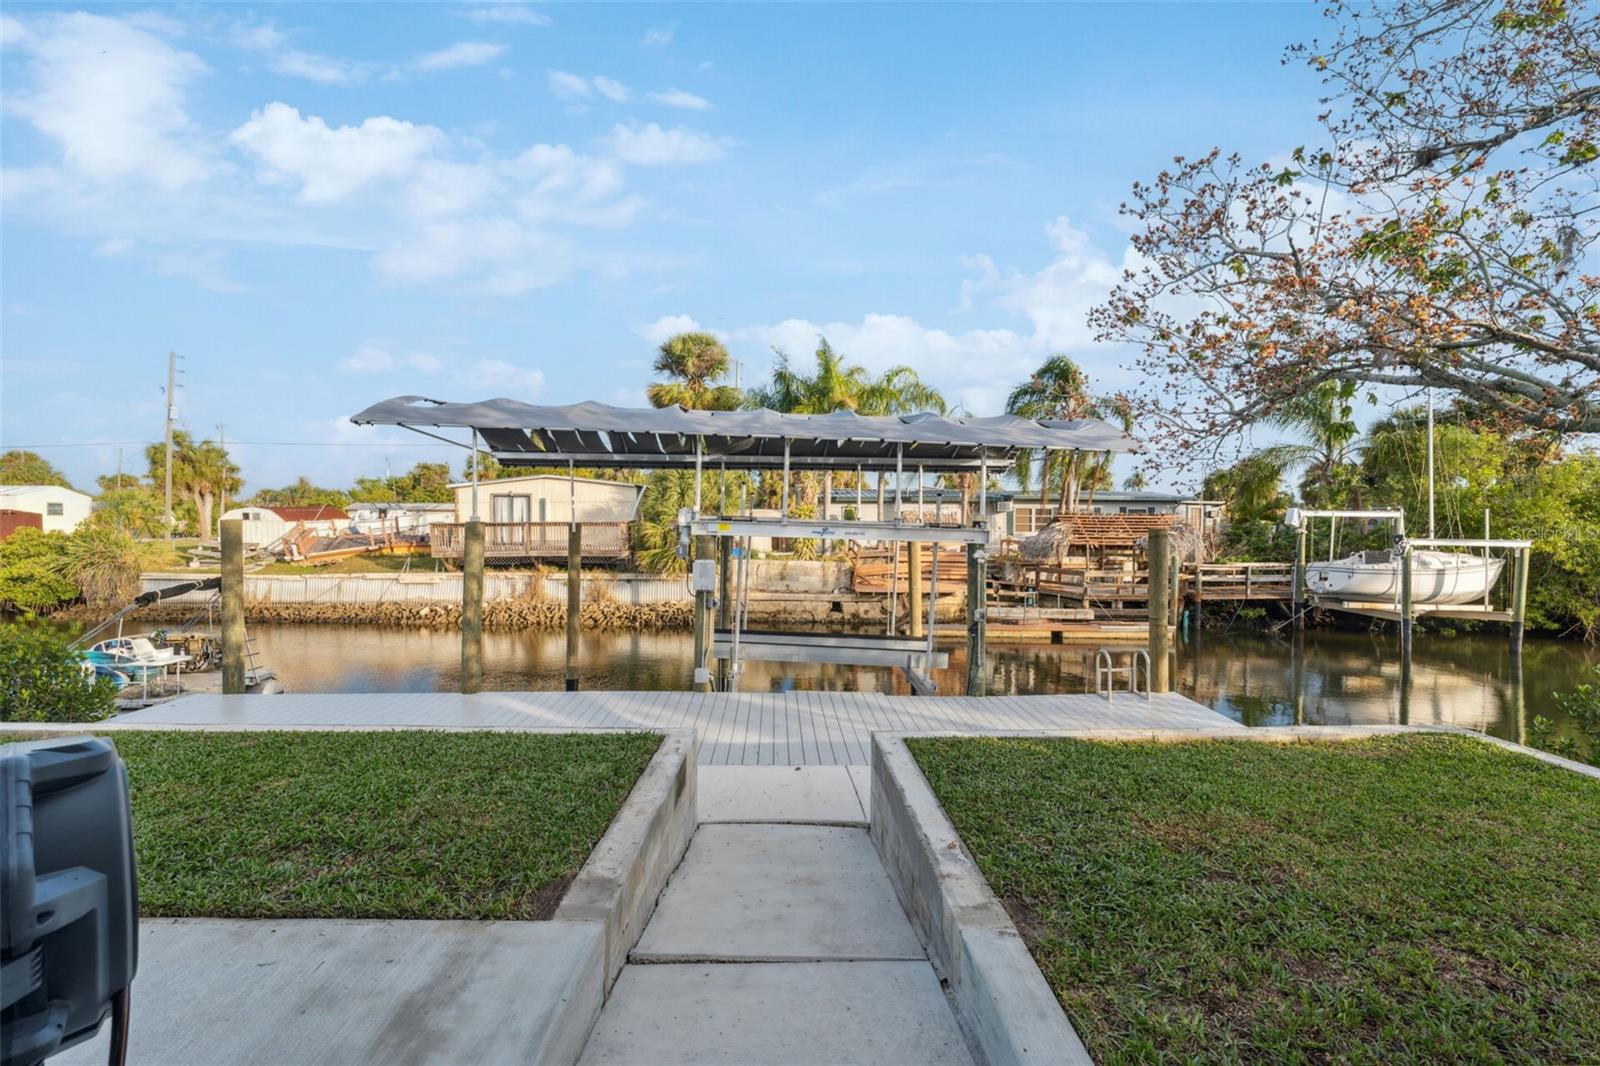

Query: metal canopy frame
[[691, 516, 989, 546], [350, 395, 1139, 474]]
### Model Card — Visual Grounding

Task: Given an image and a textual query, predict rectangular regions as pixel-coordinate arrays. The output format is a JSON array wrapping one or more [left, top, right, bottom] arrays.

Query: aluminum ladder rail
[[1094, 647, 1151, 702]]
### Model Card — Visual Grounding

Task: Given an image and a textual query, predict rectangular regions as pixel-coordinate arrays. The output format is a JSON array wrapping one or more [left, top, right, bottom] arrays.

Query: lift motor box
[[690, 559, 718, 593], [1, 736, 138, 1066]]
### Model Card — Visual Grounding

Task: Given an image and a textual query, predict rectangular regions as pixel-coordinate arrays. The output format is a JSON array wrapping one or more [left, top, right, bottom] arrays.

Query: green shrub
[[0, 619, 116, 722], [0, 528, 77, 611]]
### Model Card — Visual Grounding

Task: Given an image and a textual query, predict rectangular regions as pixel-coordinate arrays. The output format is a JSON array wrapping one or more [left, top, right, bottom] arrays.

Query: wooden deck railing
[[430, 522, 632, 559]]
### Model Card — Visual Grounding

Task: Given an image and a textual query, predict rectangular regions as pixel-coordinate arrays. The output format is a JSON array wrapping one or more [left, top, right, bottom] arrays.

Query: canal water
[[240, 624, 1596, 748]]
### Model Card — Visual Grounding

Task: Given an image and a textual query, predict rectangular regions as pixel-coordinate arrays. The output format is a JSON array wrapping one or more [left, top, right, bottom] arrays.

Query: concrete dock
[[118, 689, 1242, 764]]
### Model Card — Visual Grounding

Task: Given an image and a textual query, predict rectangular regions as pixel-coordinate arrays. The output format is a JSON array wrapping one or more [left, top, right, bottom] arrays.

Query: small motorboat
[[1306, 548, 1505, 605], [87, 637, 191, 680]]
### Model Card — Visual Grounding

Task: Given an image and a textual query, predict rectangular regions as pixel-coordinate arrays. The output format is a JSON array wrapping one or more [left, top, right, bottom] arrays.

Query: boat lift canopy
[[351, 393, 1144, 696], [350, 396, 1139, 472]]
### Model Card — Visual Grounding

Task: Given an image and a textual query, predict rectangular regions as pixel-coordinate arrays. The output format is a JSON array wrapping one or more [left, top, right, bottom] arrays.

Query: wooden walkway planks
[[126, 689, 1243, 765]]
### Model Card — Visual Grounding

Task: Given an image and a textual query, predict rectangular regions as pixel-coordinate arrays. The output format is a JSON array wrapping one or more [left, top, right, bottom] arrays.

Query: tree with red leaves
[[1092, 0, 1599, 460]]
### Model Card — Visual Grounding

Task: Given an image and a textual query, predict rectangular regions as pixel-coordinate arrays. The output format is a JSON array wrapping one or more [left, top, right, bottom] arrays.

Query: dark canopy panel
[[351, 396, 1140, 472]]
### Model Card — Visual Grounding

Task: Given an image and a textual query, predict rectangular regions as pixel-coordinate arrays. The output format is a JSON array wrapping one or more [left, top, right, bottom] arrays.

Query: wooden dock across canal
[[121, 690, 1242, 765]]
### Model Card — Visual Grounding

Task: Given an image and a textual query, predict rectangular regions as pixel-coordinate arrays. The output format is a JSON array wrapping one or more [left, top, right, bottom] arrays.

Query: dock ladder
[[1094, 647, 1151, 701]]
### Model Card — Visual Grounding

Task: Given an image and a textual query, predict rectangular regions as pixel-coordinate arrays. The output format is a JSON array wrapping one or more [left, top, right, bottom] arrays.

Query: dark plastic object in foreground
[[1, 737, 137, 1066]]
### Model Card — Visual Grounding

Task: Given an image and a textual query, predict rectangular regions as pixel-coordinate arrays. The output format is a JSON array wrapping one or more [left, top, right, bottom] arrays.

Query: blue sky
[[1, 2, 1329, 493]]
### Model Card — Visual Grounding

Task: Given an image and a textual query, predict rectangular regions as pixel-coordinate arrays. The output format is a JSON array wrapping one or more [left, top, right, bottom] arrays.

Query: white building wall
[[451, 476, 641, 523], [0, 486, 92, 533], [217, 507, 294, 547]]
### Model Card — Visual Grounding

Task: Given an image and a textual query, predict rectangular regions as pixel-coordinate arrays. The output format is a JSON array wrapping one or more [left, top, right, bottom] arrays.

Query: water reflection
[[241, 624, 1593, 742]]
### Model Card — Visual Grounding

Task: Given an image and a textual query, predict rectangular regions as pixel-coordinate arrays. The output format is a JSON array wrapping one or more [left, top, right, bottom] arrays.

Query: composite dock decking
[[122, 690, 1242, 765]]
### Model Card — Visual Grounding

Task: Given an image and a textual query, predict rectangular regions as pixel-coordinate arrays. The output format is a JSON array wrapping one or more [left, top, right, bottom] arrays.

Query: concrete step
[[630, 824, 923, 962], [697, 766, 866, 825], [578, 962, 973, 1065]]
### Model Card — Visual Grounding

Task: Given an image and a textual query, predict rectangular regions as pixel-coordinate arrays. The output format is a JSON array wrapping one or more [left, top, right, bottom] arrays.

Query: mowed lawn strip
[[15, 730, 662, 920], [909, 734, 1600, 1065]]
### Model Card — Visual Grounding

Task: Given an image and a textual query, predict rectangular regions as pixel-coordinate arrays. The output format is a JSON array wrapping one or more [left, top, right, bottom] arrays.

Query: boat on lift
[[1303, 546, 1504, 604], [1292, 390, 1506, 606]]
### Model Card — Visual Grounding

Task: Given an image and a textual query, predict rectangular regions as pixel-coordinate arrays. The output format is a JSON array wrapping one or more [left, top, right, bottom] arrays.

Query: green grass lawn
[[12, 730, 660, 920], [910, 734, 1600, 1064]]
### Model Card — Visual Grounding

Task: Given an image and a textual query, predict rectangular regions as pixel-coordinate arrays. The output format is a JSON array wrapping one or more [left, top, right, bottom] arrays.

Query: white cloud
[[338, 343, 443, 373], [507, 143, 639, 226], [637, 314, 705, 345], [411, 41, 507, 72], [154, 248, 245, 293], [656, 216, 1142, 416], [460, 359, 545, 396], [647, 88, 711, 111], [230, 19, 368, 85], [548, 69, 592, 99], [642, 24, 674, 47], [231, 102, 444, 203], [959, 216, 1130, 351], [547, 71, 632, 103], [592, 75, 632, 103], [94, 237, 134, 257], [605, 123, 729, 166], [465, 6, 552, 27], [5, 12, 211, 190], [372, 217, 578, 294], [404, 160, 498, 217]]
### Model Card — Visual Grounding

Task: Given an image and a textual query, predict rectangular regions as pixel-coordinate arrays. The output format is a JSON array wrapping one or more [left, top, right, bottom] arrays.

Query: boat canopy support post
[[221, 518, 245, 695], [965, 540, 986, 696], [908, 540, 924, 639], [692, 534, 715, 693], [717, 536, 732, 690]]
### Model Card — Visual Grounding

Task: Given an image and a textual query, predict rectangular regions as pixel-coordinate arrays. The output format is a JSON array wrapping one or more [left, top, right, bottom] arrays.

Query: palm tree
[[646, 332, 742, 411], [1005, 355, 1107, 515], [747, 337, 944, 532], [144, 431, 242, 537], [1268, 379, 1361, 507]]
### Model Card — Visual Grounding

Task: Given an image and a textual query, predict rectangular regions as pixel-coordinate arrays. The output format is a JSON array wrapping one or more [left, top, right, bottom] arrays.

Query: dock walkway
[[124, 690, 1240, 765]]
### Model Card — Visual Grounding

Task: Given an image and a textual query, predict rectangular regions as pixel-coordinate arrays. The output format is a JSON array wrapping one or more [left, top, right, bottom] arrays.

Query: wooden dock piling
[[1398, 544, 1414, 665], [565, 525, 581, 691], [1148, 528, 1171, 693], [965, 543, 986, 696], [1292, 526, 1307, 630], [461, 519, 484, 694], [1510, 546, 1530, 654], [221, 518, 245, 695]]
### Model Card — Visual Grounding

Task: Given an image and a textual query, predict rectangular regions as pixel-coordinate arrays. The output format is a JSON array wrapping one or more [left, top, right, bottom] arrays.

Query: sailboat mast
[[1426, 388, 1435, 539]]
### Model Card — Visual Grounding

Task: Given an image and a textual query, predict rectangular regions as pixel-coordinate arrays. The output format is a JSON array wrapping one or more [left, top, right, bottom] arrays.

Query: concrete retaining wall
[[141, 571, 692, 605], [869, 734, 1090, 1066], [556, 729, 699, 992], [869, 724, 1597, 1066], [6, 722, 701, 1065]]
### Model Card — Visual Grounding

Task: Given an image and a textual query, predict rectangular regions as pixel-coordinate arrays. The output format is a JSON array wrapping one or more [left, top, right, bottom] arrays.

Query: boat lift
[[1283, 507, 1533, 651]]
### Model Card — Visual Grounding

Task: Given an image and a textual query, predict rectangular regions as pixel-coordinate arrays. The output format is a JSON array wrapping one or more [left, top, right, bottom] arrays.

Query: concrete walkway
[[578, 766, 973, 1064]]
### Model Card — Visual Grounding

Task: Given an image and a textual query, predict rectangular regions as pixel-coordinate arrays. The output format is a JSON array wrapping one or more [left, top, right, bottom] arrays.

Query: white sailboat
[[1300, 390, 1505, 605]]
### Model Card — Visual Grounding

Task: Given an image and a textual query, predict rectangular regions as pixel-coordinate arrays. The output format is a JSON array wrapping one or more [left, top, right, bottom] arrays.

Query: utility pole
[[163, 352, 177, 538], [217, 423, 227, 538]]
